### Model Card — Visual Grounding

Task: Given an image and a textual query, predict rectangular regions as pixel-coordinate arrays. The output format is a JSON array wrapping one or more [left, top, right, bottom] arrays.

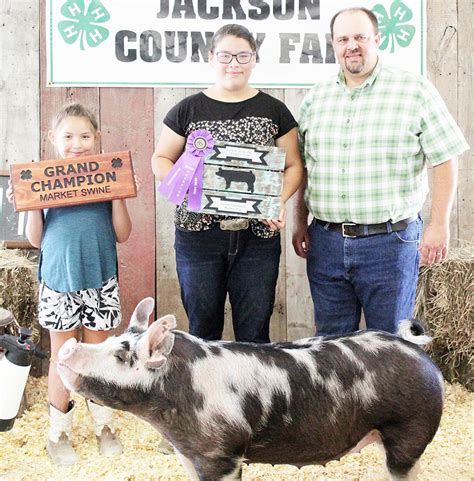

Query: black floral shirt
[[164, 91, 298, 238]]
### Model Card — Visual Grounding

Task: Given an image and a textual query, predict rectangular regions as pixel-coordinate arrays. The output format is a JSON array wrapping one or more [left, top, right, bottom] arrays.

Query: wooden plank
[[204, 164, 282, 196], [154, 88, 188, 327], [283, 88, 310, 118], [199, 143, 286, 218], [456, 0, 473, 242], [425, 1, 459, 241], [260, 88, 287, 342], [200, 189, 281, 219], [100, 88, 155, 330], [39, 0, 102, 374], [10, 151, 136, 211], [0, 1, 40, 170], [457, 173, 474, 244], [206, 143, 286, 171], [0, 171, 33, 249], [283, 89, 314, 341]]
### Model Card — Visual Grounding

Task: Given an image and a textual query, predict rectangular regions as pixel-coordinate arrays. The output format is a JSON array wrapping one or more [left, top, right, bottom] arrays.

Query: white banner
[[46, 0, 426, 88]]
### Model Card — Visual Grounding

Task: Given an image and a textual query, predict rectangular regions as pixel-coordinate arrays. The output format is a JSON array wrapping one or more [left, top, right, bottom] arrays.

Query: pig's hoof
[[157, 437, 174, 455], [47, 434, 79, 466], [97, 426, 123, 456]]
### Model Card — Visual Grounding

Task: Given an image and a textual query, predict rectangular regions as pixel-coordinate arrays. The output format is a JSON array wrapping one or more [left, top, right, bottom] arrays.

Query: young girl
[[8, 103, 133, 465], [152, 24, 303, 343]]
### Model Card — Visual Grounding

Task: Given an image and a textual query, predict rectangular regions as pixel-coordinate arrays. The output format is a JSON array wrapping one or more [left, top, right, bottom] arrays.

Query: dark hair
[[210, 24, 257, 53], [330, 7, 379, 39], [52, 102, 99, 132]]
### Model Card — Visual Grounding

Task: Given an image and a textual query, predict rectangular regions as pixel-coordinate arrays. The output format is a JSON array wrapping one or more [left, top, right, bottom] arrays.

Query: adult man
[[293, 7, 469, 335]]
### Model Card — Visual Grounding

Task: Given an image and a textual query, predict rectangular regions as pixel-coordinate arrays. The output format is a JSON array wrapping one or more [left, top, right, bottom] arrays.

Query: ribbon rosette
[[158, 130, 214, 210]]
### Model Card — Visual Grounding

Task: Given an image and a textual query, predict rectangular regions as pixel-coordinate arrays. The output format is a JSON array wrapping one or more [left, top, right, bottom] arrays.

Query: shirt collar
[[336, 57, 382, 90]]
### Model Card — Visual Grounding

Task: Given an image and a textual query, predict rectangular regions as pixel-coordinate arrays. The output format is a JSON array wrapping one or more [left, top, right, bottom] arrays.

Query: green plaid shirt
[[299, 61, 469, 224]]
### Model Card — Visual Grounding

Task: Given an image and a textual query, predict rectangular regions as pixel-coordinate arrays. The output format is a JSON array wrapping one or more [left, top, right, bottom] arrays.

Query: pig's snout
[[58, 337, 78, 361]]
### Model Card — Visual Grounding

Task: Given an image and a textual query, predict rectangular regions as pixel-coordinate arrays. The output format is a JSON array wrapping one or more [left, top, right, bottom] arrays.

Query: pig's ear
[[144, 315, 176, 370], [129, 297, 155, 329]]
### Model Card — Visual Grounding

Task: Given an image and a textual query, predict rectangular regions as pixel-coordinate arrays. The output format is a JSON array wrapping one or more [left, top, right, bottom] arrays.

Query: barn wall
[[1, 1, 471, 351]]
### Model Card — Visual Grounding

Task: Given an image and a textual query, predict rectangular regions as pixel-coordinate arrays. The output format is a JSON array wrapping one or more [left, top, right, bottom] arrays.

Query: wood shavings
[[0, 378, 472, 480]]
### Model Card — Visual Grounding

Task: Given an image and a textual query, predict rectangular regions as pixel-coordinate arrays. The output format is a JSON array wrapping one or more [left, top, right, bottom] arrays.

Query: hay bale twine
[[0, 247, 38, 340], [415, 243, 473, 390]]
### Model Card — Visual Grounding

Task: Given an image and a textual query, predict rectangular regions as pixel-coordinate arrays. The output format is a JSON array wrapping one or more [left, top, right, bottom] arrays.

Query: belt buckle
[[219, 219, 249, 231], [342, 222, 357, 238]]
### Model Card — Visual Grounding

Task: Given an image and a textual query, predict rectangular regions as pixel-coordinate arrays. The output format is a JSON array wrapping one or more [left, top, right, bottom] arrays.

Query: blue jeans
[[175, 226, 281, 342], [307, 216, 422, 336]]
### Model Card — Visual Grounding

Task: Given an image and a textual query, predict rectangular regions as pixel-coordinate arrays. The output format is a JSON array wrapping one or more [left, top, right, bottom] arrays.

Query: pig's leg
[[380, 424, 426, 481], [386, 460, 420, 481], [175, 451, 243, 481], [174, 449, 199, 481]]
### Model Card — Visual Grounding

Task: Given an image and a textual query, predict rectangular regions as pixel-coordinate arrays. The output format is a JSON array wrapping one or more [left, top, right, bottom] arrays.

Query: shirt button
[[346, 119, 351, 124], [342, 168, 346, 173], [343, 143, 348, 148], [341, 194, 346, 199]]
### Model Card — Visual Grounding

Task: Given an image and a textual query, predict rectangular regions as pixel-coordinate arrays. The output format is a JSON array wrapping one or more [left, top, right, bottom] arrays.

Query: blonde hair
[[52, 103, 99, 132]]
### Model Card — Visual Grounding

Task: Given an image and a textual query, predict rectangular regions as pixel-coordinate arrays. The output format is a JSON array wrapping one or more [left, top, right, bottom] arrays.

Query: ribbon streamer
[[158, 130, 214, 210]]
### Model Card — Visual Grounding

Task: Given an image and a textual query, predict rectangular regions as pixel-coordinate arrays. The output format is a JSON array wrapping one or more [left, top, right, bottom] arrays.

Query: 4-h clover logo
[[58, 0, 110, 50], [111, 158, 123, 169], [20, 169, 32, 180], [372, 0, 415, 53]]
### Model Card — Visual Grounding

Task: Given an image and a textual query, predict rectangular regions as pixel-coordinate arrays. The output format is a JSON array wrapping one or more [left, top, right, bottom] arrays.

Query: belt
[[219, 218, 250, 231], [315, 216, 418, 238]]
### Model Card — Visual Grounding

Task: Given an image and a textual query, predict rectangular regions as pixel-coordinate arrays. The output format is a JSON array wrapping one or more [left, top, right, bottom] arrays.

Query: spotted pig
[[57, 298, 443, 481]]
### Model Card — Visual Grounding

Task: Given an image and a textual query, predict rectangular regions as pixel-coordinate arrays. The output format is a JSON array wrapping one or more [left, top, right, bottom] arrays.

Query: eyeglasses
[[215, 51, 255, 64], [335, 34, 371, 46]]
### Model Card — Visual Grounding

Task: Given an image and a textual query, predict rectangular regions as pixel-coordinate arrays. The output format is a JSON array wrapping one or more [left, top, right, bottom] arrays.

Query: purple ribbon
[[158, 130, 214, 210]]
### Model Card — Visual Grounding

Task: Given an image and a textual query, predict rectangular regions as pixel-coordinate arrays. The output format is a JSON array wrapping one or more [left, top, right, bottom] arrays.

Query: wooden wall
[[1, 1, 472, 346]]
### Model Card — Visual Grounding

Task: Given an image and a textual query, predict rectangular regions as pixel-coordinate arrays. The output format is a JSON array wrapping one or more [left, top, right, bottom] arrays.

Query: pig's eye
[[114, 351, 128, 364]]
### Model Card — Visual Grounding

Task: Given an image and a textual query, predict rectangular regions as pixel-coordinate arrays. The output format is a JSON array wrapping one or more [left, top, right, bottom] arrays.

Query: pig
[[215, 167, 256, 193], [57, 298, 443, 481]]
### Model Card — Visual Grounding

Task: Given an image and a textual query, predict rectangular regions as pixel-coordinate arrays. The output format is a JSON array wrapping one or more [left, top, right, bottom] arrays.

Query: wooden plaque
[[9, 151, 136, 212], [192, 141, 285, 219]]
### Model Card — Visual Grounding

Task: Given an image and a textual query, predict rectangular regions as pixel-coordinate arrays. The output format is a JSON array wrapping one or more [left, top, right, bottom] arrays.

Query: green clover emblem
[[111, 158, 123, 169], [372, 0, 415, 53], [20, 169, 33, 180], [58, 0, 110, 50]]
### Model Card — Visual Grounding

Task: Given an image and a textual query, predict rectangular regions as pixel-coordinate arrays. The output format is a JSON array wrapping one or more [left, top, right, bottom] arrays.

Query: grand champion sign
[[10, 151, 136, 212], [46, 0, 426, 88]]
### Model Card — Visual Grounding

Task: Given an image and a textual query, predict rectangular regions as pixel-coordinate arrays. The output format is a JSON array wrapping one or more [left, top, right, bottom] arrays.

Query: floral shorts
[[38, 276, 121, 332]]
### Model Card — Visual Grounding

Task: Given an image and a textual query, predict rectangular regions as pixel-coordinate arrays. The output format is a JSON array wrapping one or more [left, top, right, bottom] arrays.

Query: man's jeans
[[175, 226, 281, 342], [307, 216, 422, 336]]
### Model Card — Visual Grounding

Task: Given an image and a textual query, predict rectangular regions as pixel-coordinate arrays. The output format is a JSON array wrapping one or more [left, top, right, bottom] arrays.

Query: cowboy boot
[[87, 399, 123, 456], [47, 401, 79, 466]]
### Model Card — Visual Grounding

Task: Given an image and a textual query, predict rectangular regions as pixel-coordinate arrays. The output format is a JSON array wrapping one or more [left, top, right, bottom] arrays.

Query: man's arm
[[419, 157, 458, 265], [292, 169, 310, 258]]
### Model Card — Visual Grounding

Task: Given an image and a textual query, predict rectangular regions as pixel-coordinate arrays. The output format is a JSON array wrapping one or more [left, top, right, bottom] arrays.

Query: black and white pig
[[57, 298, 443, 481]]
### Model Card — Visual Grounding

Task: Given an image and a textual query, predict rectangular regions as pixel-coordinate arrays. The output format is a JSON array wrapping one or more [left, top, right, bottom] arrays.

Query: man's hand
[[292, 221, 310, 258], [419, 222, 450, 265]]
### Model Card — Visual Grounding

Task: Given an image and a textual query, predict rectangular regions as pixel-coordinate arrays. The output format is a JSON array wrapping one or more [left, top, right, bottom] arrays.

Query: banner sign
[[46, 0, 426, 88], [10, 151, 136, 212], [190, 141, 285, 219]]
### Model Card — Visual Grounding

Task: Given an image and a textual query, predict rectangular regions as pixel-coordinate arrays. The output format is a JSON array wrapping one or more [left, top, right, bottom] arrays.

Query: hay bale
[[415, 242, 473, 390], [0, 247, 39, 341]]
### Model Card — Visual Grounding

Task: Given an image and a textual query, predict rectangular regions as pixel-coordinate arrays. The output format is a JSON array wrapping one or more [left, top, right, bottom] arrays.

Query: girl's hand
[[6, 179, 14, 204], [261, 204, 287, 231], [134, 174, 143, 193]]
